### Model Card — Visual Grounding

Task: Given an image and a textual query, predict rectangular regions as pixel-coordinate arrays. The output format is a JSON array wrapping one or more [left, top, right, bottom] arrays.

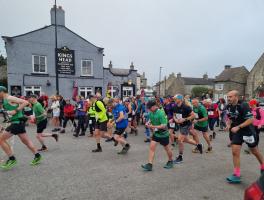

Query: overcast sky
[[1, 0, 264, 85]]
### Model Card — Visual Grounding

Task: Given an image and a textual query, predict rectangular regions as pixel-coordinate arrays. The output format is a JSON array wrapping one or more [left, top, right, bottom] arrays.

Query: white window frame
[[215, 84, 224, 91], [81, 59, 93, 76], [79, 87, 93, 98], [32, 55, 47, 74], [24, 86, 41, 96], [123, 86, 133, 98]]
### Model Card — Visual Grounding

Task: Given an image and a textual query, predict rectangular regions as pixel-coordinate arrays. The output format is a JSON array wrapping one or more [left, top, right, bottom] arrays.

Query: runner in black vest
[[225, 90, 264, 184]]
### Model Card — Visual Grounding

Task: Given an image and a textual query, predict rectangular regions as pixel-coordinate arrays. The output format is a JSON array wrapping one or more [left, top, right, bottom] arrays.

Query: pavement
[[0, 121, 263, 200]]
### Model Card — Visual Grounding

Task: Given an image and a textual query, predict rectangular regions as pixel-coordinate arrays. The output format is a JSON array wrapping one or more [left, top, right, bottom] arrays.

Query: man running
[[226, 90, 264, 184], [110, 97, 130, 154], [141, 100, 173, 171], [0, 86, 42, 169], [192, 98, 212, 153], [28, 95, 58, 152], [172, 94, 203, 164]]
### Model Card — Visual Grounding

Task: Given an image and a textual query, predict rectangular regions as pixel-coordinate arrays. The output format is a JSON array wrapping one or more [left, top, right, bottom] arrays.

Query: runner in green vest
[[0, 86, 42, 170], [141, 100, 173, 171], [87, 99, 96, 137], [28, 95, 59, 152]]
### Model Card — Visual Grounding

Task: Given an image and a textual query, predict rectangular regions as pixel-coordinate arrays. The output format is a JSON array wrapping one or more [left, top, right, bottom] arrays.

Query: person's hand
[[258, 125, 262, 130], [177, 118, 185, 124], [169, 119, 174, 123], [193, 120, 198, 124], [7, 110, 17, 116], [231, 126, 240, 134]]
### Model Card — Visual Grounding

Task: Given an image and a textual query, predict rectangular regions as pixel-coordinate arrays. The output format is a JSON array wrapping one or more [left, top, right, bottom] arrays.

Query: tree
[[191, 86, 209, 98], [0, 54, 7, 66]]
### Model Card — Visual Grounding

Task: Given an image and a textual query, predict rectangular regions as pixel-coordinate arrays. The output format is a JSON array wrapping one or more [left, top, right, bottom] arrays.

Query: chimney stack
[[203, 73, 208, 80], [130, 62, 134, 70], [177, 72, 182, 78], [109, 61, 113, 68], [224, 65, 231, 70], [51, 5, 65, 26]]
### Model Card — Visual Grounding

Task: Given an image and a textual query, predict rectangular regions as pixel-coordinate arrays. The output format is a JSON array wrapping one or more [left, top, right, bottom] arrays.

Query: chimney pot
[[225, 65, 231, 70], [51, 5, 65, 26]]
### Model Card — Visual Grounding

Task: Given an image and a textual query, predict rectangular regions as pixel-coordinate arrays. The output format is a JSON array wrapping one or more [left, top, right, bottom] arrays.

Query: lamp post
[[159, 67, 163, 97], [54, 0, 59, 95]]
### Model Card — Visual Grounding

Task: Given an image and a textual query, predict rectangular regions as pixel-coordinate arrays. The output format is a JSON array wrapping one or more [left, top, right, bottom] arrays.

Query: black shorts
[[6, 122, 26, 135], [229, 126, 258, 148], [194, 125, 208, 133], [152, 135, 170, 146], [37, 119, 48, 134], [95, 121, 108, 132], [114, 128, 126, 136], [128, 114, 133, 122]]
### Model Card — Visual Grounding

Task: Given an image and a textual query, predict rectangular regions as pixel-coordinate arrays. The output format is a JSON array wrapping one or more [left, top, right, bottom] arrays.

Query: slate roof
[[2, 25, 104, 52], [103, 67, 137, 76], [183, 77, 215, 85], [215, 66, 249, 83]]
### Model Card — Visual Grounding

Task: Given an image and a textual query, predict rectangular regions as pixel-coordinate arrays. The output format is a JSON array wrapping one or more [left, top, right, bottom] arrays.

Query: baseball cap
[[174, 94, 183, 100]]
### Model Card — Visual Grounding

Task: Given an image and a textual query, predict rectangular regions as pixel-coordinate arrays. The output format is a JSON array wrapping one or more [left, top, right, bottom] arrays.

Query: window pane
[[40, 57, 45, 65], [34, 56, 39, 65], [40, 64, 46, 72], [34, 64, 39, 72], [34, 91, 40, 97]]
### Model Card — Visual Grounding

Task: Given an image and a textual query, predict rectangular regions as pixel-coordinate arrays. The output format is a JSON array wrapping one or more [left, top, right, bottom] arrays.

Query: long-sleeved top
[[251, 107, 264, 127]]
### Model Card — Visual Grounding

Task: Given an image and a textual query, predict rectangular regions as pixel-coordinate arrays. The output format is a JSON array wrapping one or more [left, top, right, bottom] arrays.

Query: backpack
[[94, 100, 106, 112]]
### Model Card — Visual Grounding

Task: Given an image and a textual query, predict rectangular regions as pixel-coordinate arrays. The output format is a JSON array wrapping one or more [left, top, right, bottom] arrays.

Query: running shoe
[[197, 144, 203, 154], [144, 138, 151, 143], [30, 155, 42, 166], [213, 132, 216, 139], [92, 148, 102, 153], [141, 163, 153, 171], [206, 146, 213, 153], [164, 161, 174, 169], [79, 132, 85, 136], [226, 174, 241, 184], [117, 144, 130, 154], [0, 159, 17, 170], [192, 147, 199, 153], [52, 134, 59, 142], [38, 146, 48, 152], [59, 129, 65, 134], [105, 138, 113, 142], [174, 156, 183, 164], [123, 132, 128, 139]]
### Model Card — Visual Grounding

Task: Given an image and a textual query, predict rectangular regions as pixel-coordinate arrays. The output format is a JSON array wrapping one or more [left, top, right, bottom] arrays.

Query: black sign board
[[56, 46, 75, 75]]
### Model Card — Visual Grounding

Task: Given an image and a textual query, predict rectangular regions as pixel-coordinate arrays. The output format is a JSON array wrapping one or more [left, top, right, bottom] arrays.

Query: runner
[[109, 97, 130, 154], [87, 97, 96, 137], [92, 94, 111, 152], [205, 99, 219, 141], [28, 95, 59, 152], [225, 90, 264, 184], [74, 96, 87, 137], [192, 98, 212, 153], [60, 98, 76, 134], [141, 100, 173, 171], [172, 94, 203, 164], [0, 86, 42, 170]]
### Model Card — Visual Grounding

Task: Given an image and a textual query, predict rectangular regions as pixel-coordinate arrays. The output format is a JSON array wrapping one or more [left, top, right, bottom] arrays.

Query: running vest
[[3, 99, 24, 123]]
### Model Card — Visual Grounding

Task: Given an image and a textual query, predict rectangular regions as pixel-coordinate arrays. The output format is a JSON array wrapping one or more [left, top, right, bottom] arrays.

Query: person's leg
[[75, 116, 81, 136], [202, 132, 211, 147], [250, 147, 264, 165], [148, 141, 157, 164], [178, 134, 185, 156], [164, 144, 173, 161], [0, 132, 13, 157], [18, 133, 38, 154], [190, 128, 200, 144], [231, 144, 242, 177], [80, 116, 86, 135]]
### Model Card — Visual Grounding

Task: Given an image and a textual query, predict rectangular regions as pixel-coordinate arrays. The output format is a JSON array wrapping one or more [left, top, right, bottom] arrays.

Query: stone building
[[214, 65, 249, 100], [155, 72, 214, 97], [2, 6, 142, 99], [246, 53, 264, 98]]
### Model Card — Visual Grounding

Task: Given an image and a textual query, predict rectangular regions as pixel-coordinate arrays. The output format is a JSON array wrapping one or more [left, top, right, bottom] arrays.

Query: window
[[24, 86, 41, 97], [215, 84, 224, 91], [123, 86, 133, 98], [81, 60, 93, 76], [108, 86, 119, 98], [79, 87, 93, 99], [32, 55, 47, 73]]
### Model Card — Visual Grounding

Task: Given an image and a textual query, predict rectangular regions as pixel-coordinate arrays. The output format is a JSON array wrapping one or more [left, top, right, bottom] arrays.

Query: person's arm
[[116, 111, 124, 123], [197, 107, 208, 122], [7, 95, 28, 115], [96, 101, 106, 113], [35, 105, 47, 119], [150, 111, 167, 130], [128, 104, 132, 114]]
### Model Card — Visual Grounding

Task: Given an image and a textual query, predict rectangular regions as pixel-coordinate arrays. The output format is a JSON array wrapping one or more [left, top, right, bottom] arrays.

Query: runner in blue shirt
[[110, 96, 130, 155]]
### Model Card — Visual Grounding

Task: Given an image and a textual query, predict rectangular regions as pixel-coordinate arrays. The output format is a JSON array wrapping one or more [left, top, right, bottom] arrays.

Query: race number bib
[[208, 111, 214, 116], [154, 128, 158, 132], [194, 113, 199, 119], [176, 114, 182, 119], [132, 111, 135, 116], [89, 120, 92, 125], [243, 136, 255, 144], [169, 123, 175, 128]]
